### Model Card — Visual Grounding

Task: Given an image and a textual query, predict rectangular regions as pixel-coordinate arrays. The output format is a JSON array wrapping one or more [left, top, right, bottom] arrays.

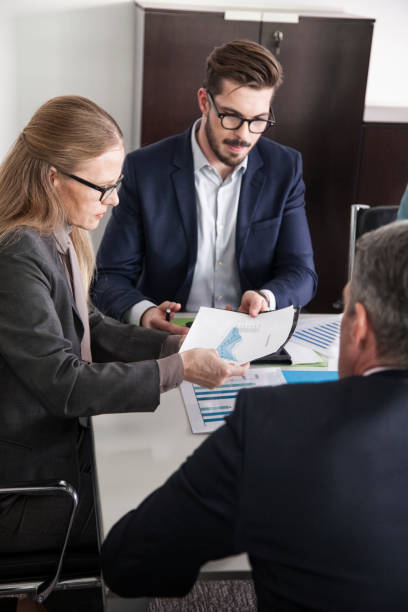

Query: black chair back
[[348, 204, 399, 279], [356, 205, 398, 238]]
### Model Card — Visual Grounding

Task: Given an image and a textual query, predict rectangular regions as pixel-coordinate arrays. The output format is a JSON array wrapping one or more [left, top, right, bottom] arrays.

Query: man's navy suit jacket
[[94, 127, 317, 319], [101, 370, 408, 611]]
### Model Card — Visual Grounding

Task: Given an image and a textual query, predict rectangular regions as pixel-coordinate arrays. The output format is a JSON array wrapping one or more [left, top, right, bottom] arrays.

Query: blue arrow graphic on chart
[[216, 327, 242, 361]]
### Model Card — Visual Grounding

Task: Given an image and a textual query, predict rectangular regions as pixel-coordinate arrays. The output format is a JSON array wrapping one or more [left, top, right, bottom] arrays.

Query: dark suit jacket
[[101, 370, 408, 611], [0, 228, 168, 492], [93, 127, 317, 320]]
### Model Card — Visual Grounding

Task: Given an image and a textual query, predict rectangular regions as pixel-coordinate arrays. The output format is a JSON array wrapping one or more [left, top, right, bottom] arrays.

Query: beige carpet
[[147, 580, 257, 611]]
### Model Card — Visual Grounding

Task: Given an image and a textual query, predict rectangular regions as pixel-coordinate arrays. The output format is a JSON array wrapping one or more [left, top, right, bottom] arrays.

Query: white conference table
[[92, 314, 339, 574]]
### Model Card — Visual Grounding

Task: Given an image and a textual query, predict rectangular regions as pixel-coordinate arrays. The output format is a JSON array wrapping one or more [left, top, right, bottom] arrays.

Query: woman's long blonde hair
[[0, 95, 123, 292]]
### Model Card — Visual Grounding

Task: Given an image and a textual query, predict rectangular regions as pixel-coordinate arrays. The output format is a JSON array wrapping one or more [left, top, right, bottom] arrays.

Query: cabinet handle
[[271, 30, 284, 56]]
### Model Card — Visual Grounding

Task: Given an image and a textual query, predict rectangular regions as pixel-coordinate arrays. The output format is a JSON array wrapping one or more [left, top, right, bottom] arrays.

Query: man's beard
[[205, 118, 250, 168]]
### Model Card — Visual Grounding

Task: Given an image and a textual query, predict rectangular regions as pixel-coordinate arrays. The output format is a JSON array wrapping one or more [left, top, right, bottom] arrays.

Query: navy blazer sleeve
[[101, 402, 246, 597], [257, 151, 316, 308]]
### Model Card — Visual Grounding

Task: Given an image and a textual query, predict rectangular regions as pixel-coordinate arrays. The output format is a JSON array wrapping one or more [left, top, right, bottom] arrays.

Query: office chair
[[0, 480, 102, 606], [332, 203, 399, 310], [348, 204, 399, 279]]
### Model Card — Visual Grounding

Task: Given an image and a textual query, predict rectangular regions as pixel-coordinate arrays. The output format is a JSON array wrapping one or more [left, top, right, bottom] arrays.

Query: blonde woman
[[0, 96, 247, 612]]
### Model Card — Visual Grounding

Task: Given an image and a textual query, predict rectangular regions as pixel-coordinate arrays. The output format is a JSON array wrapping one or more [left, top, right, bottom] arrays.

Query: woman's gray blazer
[[0, 227, 168, 490]]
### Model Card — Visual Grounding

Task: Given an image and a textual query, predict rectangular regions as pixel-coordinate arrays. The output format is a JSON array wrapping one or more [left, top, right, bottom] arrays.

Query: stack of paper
[[285, 339, 323, 365]]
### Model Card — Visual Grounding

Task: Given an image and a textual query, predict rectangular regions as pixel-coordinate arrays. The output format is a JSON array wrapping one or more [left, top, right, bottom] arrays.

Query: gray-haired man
[[102, 221, 408, 612]]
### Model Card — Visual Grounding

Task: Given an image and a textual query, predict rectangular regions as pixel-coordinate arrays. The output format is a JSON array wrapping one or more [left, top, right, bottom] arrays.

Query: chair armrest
[[0, 480, 78, 603]]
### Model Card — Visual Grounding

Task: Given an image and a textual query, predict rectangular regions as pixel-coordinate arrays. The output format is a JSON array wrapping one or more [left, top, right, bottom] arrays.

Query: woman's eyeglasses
[[59, 171, 123, 202]]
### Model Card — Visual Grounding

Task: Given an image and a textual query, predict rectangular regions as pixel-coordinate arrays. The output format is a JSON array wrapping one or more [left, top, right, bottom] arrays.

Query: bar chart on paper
[[195, 381, 252, 424], [181, 368, 286, 433], [291, 316, 341, 356]]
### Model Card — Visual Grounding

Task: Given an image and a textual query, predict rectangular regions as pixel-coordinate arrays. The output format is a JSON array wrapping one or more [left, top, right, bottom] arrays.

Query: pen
[[165, 308, 171, 322]]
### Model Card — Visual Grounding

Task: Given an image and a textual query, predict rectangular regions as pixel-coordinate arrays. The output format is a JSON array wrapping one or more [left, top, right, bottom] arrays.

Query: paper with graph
[[181, 367, 286, 433], [181, 366, 339, 434], [179, 305, 295, 364], [291, 315, 341, 357]]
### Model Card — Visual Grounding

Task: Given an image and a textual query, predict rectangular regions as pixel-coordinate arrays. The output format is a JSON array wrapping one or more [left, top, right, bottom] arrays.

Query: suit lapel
[[53, 244, 84, 335], [236, 145, 266, 257], [171, 128, 198, 267], [62, 268, 85, 337]]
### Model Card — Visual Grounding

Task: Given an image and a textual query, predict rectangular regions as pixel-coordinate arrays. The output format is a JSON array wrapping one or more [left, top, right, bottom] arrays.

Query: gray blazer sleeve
[[89, 305, 169, 364], [0, 231, 168, 417]]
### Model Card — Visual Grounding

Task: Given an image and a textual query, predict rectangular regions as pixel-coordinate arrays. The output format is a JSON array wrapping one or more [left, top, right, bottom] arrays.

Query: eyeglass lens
[[101, 179, 122, 202], [221, 116, 270, 133]]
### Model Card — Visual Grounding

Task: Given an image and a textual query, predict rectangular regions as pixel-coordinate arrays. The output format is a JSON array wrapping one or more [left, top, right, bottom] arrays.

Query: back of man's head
[[349, 220, 408, 367], [203, 39, 283, 95]]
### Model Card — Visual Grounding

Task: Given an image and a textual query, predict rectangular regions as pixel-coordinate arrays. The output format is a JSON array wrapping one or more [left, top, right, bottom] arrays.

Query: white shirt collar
[[363, 366, 405, 376]]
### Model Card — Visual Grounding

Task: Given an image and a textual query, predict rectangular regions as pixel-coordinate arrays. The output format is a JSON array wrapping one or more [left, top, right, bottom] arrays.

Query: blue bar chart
[[292, 318, 341, 355], [181, 368, 286, 433]]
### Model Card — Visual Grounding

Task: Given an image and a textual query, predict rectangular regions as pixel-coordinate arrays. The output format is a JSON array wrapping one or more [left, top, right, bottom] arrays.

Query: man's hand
[[238, 290, 269, 317], [181, 348, 249, 389], [141, 301, 188, 335]]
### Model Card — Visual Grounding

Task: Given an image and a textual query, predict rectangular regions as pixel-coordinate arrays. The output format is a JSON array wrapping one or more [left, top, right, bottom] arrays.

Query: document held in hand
[[179, 305, 296, 365]]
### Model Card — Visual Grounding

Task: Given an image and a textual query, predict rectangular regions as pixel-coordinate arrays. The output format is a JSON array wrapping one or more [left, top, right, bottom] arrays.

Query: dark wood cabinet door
[[357, 123, 408, 206], [261, 17, 374, 311], [141, 9, 260, 146]]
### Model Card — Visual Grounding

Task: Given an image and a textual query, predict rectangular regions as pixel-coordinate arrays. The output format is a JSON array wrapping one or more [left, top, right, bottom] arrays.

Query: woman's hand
[[180, 348, 249, 389]]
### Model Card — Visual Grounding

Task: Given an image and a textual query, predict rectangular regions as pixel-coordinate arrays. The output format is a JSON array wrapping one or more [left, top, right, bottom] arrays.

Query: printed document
[[179, 305, 295, 364], [181, 367, 286, 434]]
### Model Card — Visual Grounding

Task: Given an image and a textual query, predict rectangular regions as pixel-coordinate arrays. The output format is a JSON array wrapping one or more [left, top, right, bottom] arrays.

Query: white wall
[[0, 0, 135, 157], [0, 0, 135, 246]]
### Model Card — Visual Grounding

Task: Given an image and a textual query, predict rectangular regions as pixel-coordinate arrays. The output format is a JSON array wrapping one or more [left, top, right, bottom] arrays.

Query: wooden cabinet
[[141, 9, 260, 145], [356, 110, 408, 206], [136, 5, 374, 312]]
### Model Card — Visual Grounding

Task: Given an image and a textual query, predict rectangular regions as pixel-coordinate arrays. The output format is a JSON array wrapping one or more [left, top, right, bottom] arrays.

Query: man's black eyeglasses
[[207, 91, 276, 134], [60, 171, 123, 202]]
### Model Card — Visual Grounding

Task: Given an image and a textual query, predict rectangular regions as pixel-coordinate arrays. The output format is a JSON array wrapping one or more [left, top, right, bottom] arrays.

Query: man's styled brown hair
[[203, 39, 283, 95]]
